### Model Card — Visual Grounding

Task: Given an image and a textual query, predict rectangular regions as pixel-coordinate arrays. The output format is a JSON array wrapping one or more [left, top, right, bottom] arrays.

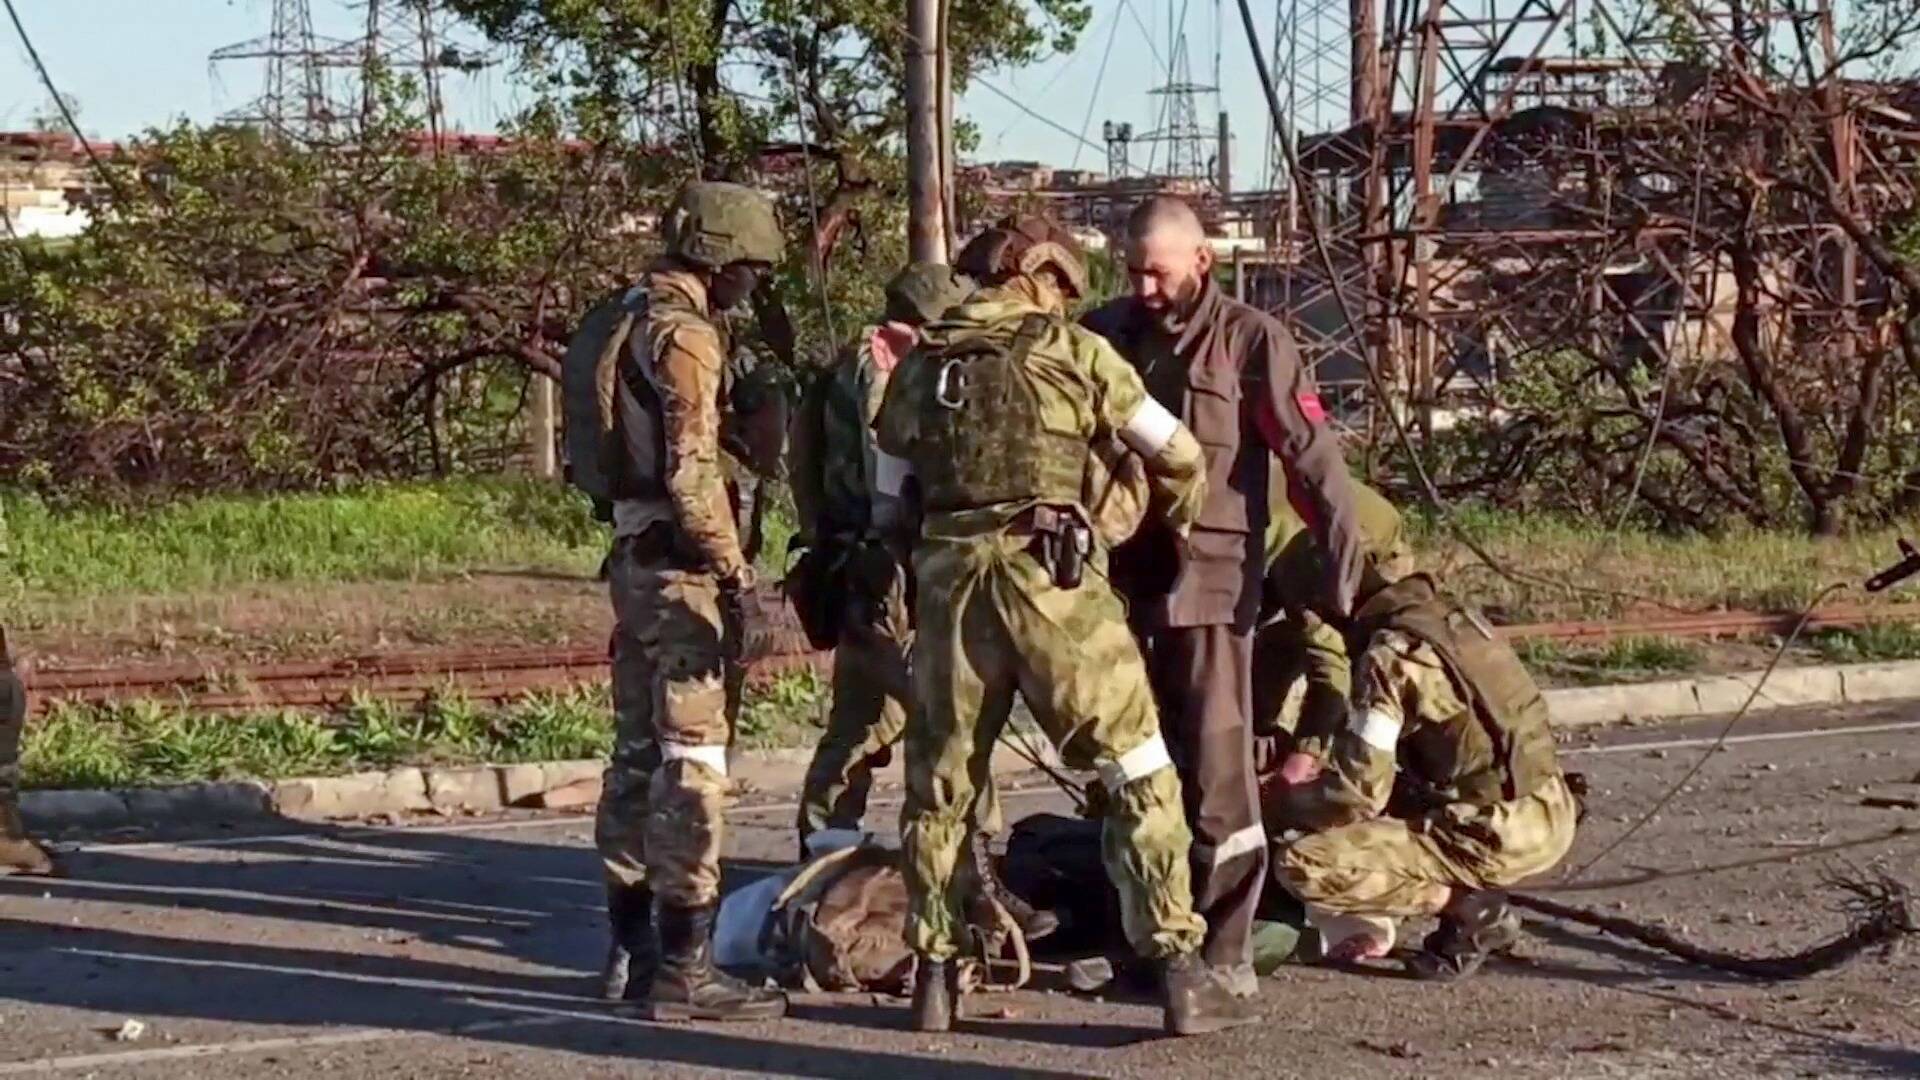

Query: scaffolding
[[1249, 0, 1920, 427]]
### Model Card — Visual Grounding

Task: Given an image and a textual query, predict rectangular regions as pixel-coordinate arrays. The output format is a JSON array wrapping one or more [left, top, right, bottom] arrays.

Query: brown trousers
[[1145, 624, 1267, 969]]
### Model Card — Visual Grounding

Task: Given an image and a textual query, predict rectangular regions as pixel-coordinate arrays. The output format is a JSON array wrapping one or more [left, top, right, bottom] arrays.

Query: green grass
[[735, 667, 830, 750], [21, 690, 617, 789], [1515, 635, 1706, 687], [1409, 507, 1920, 621], [1804, 623, 1920, 664], [20, 672, 832, 790], [3, 479, 606, 597], [3, 476, 799, 600]]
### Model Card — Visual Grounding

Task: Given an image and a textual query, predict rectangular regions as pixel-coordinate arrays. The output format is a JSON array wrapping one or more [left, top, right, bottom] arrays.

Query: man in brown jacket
[[1084, 195, 1364, 995]]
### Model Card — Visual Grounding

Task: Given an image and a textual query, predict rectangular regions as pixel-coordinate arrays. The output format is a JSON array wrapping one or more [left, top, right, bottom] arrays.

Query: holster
[[1025, 506, 1093, 591]]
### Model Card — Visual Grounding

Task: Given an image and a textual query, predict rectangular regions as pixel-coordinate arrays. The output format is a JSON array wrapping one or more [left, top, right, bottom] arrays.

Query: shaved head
[[1124, 195, 1213, 320], [1126, 195, 1206, 246]]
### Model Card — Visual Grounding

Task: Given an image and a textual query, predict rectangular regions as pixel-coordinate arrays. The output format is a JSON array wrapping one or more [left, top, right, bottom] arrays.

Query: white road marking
[[1563, 719, 1920, 758], [0, 1014, 571, 1076], [60, 948, 588, 1003], [22, 880, 527, 927]]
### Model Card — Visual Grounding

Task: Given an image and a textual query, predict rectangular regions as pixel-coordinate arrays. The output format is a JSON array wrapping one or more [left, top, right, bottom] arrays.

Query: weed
[[19, 678, 826, 789], [1805, 622, 1920, 664], [1515, 635, 1704, 687], [736, 668, 830, 749]]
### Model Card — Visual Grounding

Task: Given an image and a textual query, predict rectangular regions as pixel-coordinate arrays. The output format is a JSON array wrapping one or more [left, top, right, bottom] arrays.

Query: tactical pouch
[[1026, 506, 1092, 590]]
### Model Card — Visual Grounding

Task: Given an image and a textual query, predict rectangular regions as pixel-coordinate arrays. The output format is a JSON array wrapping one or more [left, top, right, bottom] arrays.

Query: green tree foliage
[[1, 6, 1087, 495]]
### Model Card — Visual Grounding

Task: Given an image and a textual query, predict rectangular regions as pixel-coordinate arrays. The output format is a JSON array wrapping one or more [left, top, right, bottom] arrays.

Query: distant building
[[1, 131, 112, 241]]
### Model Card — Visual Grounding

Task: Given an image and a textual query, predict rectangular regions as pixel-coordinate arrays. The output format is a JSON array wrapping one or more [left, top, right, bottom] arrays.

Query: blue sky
[[1, 1, 1336, 186]]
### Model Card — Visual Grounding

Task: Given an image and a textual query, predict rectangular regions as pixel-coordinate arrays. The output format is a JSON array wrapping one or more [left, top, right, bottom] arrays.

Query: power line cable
[[1068, 1, 1126, 170]]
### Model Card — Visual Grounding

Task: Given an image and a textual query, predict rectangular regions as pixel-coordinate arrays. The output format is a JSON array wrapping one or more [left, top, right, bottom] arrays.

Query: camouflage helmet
[[883, 262, 973, 326], [954, 213, 1090, 300], [662, 181, 786, 270]]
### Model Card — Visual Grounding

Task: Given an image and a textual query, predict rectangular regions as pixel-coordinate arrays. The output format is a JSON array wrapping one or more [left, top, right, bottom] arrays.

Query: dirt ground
[[11, 573, 1882, 691], [2, 700, 1917, 1079]]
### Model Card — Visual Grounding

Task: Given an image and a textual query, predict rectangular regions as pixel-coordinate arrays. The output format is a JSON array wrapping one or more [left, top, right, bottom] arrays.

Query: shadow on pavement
[[0, 821, 1118, 1076]]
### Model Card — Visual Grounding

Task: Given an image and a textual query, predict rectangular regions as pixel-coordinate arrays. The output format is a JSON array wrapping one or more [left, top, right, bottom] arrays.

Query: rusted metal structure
[[1247, 0, 1920, 426]]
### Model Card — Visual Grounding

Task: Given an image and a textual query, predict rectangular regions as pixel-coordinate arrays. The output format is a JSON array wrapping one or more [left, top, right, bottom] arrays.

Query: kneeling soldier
[[1272, 571, 1578, 980]]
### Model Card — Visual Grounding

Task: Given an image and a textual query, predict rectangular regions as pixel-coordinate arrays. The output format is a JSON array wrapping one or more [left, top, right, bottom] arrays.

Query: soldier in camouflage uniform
[[789, 263, 978, 851], [2, 629, 58, 878], [1271, 571, 1579, 980], [1253, 478, 1413, 831], [872, 214, 1256, 1036], [592, 181, 788, 1022]]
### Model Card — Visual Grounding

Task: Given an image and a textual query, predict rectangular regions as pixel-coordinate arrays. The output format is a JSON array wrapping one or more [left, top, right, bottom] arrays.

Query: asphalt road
[[2, 701, 1918, 1079]]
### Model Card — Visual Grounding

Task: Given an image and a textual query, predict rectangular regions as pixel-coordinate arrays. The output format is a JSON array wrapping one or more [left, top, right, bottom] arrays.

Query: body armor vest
[[610, 307, 670, 502], [1352, 575, 1559, 804], [914, 314, 1091, 515]]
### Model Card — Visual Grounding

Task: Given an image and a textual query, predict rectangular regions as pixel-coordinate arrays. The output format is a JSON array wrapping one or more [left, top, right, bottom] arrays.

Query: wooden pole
[[531, 374, 557, 479], [906, 0, 948, 263]]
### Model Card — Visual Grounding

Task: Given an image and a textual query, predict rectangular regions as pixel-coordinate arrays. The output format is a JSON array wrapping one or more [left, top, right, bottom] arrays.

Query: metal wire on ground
[[1563, 581, 1849, 882]]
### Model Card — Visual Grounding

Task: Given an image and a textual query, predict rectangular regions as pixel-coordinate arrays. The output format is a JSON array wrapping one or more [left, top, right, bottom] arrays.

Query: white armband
[[1118, 397, 1180, 456], [1349, 707, 1402, 752], [1096, 734, 1173, 790], [661, 743, 730, 776]]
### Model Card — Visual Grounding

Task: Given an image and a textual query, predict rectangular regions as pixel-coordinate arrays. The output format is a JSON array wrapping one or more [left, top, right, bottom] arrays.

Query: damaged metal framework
[[1256, 0, 1920, 445]]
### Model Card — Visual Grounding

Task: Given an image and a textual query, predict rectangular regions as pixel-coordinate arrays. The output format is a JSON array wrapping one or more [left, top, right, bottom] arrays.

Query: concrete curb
[[23, 660, 1920, 831], [1540, 658, 1920, 728]]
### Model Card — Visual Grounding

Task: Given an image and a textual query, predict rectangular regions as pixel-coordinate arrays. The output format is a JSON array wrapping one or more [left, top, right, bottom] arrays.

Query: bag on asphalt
[[773, 844, 918, 992]]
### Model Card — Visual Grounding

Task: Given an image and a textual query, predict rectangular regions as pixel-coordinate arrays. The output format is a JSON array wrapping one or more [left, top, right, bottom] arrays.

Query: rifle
[[1865, 537, 1920, 593]]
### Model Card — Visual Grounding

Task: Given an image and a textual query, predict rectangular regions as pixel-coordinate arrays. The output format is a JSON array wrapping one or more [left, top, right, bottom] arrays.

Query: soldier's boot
[[637, 903, 788, 1023], [1406, 890, 1523, 982], [0, 805, 57, 878], [910, 957, 962, 1033], [970, 836, 1060, 943], [1162, 952, 1261, 1037], [600, 881, 657, 1001]]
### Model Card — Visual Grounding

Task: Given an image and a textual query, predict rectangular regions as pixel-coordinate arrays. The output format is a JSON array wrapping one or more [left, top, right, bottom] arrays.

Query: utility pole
[[905, 0, 948, 263]]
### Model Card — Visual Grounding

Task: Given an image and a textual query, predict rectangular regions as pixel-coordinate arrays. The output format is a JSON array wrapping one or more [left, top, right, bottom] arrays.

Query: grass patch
[[4, 478, 607, 597], [4, 476, 799, 603], [1515, 635, 1706, 687], [20, 673, 832, 790], [1804, 623, 1920, 664], [736, 668, 830, 750], [1411, 507, 1920, 621]]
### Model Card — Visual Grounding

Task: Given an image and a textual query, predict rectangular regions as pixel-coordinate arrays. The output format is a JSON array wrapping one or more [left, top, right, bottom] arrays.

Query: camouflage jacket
[[616, 262, 748, 580]]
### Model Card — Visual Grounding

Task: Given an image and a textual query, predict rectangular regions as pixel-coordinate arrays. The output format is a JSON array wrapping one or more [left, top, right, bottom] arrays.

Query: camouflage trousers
[[594, 531, 744, 908], [1276, 773, 1579, 949], [795, 561, 1003, 842], [1, 654, 24, 830], [903, 529, 1205, 962]]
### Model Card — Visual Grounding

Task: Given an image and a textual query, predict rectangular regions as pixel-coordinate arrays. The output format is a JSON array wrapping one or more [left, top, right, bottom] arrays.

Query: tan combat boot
[[0, 804, 57, 877]]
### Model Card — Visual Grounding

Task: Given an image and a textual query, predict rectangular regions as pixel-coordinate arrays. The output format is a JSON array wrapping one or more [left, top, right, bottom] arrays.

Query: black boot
[[1406, 890, 1522, 982], [971, 837, 1060, 943], [0, 804, 56, 878], [911, 957, 962, 1033], [600, 881, 656, 1001], [637, 903, 788, 1022], [1162, 952, 1260, 1037]]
